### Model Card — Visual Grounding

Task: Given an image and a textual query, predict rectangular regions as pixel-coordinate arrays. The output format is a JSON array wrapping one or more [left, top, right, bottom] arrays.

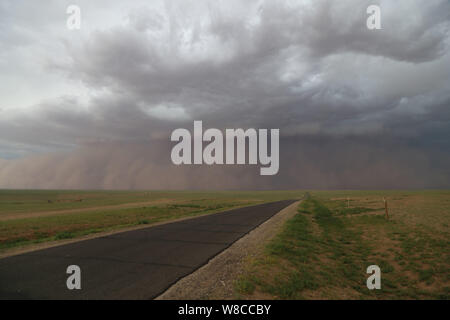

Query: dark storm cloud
[[0, 0, 449, 189], [55, 0, 450, 133]]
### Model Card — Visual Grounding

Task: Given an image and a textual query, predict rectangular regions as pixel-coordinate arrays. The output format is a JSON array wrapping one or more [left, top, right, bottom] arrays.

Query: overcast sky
[[0, 0, 449, 189]]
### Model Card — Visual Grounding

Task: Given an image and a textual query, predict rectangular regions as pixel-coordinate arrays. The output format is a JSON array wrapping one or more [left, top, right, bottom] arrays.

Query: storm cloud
[[0, 0, 449, 189]]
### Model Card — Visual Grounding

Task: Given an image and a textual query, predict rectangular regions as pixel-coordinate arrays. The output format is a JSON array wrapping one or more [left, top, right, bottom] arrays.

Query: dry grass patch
[[235, 191, 449, 300]]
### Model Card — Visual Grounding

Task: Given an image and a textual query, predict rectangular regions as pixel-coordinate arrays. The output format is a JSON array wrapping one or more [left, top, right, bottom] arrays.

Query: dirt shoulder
[[156, 200, 301, 300]]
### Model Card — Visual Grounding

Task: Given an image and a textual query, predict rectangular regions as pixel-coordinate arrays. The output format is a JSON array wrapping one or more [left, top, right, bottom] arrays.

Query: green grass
[[235, 192, 450, 300], [1, 189, 448, 299], [0, 190, 304, 215], [0, 190, 303, 253], [0, 202, 240, 250]]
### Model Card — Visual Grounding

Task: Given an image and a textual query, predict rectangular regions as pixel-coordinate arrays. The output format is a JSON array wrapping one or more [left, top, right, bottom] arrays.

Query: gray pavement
[[0, 200, 295, 299]]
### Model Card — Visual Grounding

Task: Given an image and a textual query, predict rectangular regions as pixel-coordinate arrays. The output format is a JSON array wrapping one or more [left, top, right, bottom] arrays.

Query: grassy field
[[0, 190, 303, 253], [235, 190, 450, 299], [2, 189, 448, 299]]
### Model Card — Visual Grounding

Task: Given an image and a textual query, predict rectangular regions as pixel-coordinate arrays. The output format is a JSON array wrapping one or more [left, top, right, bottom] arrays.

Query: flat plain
[[1, 189, 448, 300], [235, 190, 450, 299], [0, 190, 302, 254]]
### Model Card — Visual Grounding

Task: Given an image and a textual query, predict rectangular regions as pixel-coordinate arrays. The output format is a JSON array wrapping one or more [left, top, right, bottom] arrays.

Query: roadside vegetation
[[235, 191, 449, 299], [0, 190, 302, 253]]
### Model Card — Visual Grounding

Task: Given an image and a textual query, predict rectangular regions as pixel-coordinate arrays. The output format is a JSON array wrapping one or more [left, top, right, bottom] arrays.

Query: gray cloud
[[0, 0, 449, 189]]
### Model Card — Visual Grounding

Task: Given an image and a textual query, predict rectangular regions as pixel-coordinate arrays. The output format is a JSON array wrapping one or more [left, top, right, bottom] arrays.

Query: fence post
[[383, 197, 389, 220]]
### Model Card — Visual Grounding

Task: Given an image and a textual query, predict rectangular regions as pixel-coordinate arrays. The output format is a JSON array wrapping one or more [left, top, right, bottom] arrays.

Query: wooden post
[[383, 197, 389, 220], [347, 197, 350, 208]]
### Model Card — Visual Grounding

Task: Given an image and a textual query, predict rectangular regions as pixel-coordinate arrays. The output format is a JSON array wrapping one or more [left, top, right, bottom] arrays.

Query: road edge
[[156, 199, 301, 300], [0, 202, 270, 260]]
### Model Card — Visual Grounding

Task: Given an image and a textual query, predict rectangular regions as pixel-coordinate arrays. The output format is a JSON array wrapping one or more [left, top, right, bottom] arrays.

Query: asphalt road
[[0, 200, 295, 299]]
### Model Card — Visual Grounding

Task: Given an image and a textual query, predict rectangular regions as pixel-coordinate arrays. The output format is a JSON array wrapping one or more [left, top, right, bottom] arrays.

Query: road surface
[[0, 200, 295, 299]]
